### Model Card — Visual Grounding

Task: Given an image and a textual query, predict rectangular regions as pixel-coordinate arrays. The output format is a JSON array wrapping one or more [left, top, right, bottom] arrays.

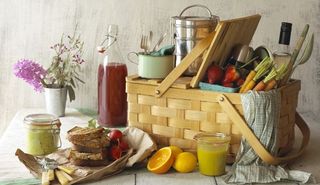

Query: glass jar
[[194, 133, 231, 176], [97, 24, 128, 127], [24, 114, 61, 156]]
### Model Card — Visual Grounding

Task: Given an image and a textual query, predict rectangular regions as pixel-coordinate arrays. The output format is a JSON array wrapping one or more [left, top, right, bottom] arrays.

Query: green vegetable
[[87, 119, 110, 134], [87, 119, 97, 128]]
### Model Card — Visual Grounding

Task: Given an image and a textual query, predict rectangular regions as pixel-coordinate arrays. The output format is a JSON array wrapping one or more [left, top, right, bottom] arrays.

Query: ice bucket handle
[[179, 4, 213, 18]]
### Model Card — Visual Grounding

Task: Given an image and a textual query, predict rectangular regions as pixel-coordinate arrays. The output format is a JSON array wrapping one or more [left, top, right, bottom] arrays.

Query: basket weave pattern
[[127, 77, 300, 157]]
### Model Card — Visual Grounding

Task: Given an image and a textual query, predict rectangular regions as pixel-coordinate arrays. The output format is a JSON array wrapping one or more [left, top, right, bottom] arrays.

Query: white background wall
[[0, 0, 319, 136]]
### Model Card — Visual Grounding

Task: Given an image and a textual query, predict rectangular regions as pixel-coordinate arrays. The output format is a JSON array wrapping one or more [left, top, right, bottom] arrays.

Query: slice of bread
[[69, 158, 111, 167], [67, 135, 110, 149], [71, 144, 108, 153], [69, 150, 107, 160], [68, 150, 110, 167], [67, 126, 104, 141]]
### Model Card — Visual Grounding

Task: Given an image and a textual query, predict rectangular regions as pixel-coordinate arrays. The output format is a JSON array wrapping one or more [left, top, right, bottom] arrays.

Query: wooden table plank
[[134, 168, 216, 185], [0, 109, 319, 185], [85, 174, 135, 185]]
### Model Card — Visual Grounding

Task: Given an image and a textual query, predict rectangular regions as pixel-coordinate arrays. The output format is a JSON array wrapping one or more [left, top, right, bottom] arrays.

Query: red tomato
[[108, 129, 123, 141], [119, 140, 129, 151], [110, 146, 122, 160]]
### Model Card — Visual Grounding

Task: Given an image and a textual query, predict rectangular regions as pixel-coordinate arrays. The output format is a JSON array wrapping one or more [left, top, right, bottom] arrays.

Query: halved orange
[[147, 147, 174, 174]]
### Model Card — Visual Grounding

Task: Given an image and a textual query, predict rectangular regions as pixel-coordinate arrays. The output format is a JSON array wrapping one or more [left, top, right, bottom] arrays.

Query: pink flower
[[13, 59, 47, 92]]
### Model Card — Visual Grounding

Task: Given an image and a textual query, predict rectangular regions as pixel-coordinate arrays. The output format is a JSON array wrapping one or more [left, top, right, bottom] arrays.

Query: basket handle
[[154, 31, 215, 97], [217, 94, 310, 165]]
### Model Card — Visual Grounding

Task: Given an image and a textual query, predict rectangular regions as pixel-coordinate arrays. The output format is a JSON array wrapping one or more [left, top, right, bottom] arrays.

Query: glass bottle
[[273, 22, 292, 68], [97, 25, 128, 127]]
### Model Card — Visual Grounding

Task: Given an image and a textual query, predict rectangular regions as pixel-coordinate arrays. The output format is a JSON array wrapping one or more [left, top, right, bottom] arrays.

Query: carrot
[[253, 67, 277, 91], [264, 79, 277, 91], [239, 70, 256, 92], [242, 68, 270, 93], [264, 64, 288, 91], [244, 80, 258, 92], [240, 57, 273, 93], [253, 81, 267, 91]]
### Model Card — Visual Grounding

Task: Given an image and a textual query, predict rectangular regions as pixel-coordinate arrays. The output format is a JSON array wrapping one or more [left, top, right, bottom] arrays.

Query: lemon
[[147, 147, 174, 174], [169, 145, 183, 159], [173, 152, 197, 173]]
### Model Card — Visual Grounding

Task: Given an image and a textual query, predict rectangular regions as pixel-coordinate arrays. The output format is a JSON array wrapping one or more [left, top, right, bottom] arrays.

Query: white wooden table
[[0, 108, 319, 185]]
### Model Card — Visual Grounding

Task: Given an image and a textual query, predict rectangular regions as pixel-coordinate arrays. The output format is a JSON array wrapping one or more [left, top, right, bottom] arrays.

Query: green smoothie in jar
[[24, 114, 61, 156]]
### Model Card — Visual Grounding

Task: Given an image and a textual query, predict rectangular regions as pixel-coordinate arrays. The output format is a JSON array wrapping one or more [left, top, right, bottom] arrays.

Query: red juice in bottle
[[98, 62, 128, 127]]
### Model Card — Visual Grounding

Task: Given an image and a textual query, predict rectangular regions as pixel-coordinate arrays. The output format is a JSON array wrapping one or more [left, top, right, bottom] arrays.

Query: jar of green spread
[[24, 114, 61, 156]]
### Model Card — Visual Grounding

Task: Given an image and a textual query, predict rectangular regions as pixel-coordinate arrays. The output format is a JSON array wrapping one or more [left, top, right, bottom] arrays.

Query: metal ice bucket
[[171, 5, 219, 76]]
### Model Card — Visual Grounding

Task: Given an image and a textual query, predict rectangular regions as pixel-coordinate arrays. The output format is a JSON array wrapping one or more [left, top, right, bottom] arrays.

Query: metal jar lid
[[24, 114, 61, 128], [172, 5, 219, 28]]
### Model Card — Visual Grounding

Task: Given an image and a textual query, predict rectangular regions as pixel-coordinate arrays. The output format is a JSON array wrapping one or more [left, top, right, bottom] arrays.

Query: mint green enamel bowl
[[138, 55, 174, 79]]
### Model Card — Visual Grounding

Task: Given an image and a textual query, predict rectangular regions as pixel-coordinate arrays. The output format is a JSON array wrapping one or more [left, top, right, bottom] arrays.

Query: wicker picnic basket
[[126, 15, 310, 165]]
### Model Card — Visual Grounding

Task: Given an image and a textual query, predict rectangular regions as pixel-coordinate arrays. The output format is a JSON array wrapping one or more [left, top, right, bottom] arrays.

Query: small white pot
[[44, 87, 67, 117]]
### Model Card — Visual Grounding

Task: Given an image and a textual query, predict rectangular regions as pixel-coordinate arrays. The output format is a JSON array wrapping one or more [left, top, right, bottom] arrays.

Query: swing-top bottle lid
[[279, 22, 292, 45]]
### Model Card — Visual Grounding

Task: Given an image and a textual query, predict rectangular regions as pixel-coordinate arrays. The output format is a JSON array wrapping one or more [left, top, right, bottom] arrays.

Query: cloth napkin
[[0, 178, 40, 185], [222, 90, 313, 184]]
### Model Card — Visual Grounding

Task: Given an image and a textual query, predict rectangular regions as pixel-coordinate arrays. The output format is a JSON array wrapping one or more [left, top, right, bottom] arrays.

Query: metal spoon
[[152, 33, 167, 52], [148, 31, 153, 53]]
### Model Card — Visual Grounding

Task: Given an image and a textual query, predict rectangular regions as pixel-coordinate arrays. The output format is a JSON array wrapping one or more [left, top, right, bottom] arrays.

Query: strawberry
[[222, 82, 234, 88], [222, 65, 240, 83], [236, 78, 245, 87]]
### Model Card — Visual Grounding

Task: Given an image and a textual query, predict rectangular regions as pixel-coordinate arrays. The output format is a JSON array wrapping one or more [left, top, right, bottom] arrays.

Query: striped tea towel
[[222, 90, 312, 184]]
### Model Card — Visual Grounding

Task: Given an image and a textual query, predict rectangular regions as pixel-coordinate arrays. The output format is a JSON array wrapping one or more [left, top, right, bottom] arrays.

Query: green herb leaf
[[70, 78, 76, 88], [66, 85, 75, 102], [74, 76, 85, 84], [88, 119, 97, 128]]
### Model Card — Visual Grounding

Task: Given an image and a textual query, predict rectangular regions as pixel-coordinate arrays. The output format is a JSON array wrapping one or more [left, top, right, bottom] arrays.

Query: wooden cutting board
[[191, 14, 261, 88], [154, 14, 261, 97]]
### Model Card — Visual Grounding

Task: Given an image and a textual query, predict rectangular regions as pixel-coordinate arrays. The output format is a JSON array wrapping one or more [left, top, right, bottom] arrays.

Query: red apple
[[207, 65, 224, 84]]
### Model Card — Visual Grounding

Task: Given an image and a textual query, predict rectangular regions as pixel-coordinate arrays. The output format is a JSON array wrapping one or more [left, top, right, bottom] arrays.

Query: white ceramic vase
[[44, 87, 67, 117]]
